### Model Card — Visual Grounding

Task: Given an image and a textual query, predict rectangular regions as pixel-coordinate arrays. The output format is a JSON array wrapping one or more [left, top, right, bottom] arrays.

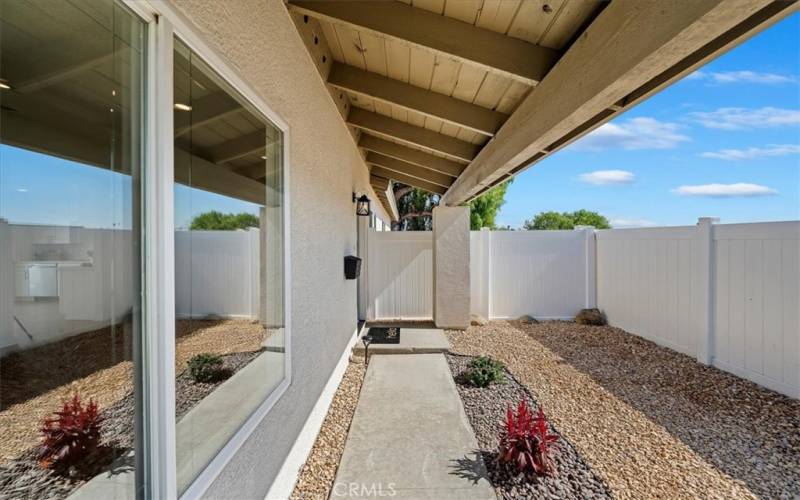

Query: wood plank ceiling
[[288, 0, 797, 218], [288, 0, 603, 219]]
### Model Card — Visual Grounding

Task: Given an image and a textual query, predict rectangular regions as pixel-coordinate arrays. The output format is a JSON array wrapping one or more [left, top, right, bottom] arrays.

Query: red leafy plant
[[498, 399, 559, 477], [38, 394, 104, 471]]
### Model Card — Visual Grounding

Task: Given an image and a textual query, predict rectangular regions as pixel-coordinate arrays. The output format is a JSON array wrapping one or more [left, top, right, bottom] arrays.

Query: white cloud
[[579, 170, 636, 185], [16, 188, 27, 193], [689, 107, 800, 130], [687, 70, 796, 84], [701, 144, 800, 161], [610, 218, 657, 228], [672, 183, 777, 197], [572, 117, 690, 151]]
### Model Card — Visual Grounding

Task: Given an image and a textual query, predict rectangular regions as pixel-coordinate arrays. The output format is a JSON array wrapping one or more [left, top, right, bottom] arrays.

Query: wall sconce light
[[353, 192, 371, 217]]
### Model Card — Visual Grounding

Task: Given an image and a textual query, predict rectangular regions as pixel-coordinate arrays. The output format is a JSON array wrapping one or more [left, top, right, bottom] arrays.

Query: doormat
[[368, 327, 401, 344]]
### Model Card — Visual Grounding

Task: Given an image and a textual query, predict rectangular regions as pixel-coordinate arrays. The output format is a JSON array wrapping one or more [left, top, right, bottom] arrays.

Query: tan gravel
[[0, 319, 264, 463], [292, 355, 366, 500], [447, 320, 800, 499]]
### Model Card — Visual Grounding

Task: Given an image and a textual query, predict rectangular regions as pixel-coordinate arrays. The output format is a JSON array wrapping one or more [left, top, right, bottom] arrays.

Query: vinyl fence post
[[574, 226, 597, 309], [480, 227, 491, 320], [696, 216, 719, 365]]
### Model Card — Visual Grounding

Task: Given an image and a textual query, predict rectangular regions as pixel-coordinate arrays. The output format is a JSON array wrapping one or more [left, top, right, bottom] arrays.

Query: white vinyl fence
[[367, 230, 433, 319], [366, 220, 799, 398], [598, 220, 799, 398], [175, 230, 261, 319], [0, 224, 261, 350], [472, 229, 593, 320], [366, 228, 594, 321]]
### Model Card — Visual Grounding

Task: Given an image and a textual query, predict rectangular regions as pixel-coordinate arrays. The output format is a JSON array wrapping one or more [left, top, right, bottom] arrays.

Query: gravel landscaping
[[448, 320, 800, 500], [0, 319, 267, 499], [292, 354, 366, 500], [0, 348, 262, 499], [447, 352, 611, 499]]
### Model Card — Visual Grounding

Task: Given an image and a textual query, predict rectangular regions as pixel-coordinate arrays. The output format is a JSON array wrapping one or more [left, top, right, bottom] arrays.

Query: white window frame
[[123, 1, 293, 498]]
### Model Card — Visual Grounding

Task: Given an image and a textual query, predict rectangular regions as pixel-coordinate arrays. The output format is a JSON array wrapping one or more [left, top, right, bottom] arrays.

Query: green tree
[[469, 180, 512, 230], [393, 184, 439, 231], [570, 209, 611, 229], [189, 211, 259, 231], [523, 210, 610, 230], [392, 179, 512, 231]]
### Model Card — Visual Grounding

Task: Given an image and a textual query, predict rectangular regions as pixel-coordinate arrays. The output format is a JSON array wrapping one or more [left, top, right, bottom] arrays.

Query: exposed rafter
[[174, 92, 241, 137], [209, 130, 268, 164], [370, 165, 446, 195], [347, 108, 479, 162], [329, 62, 506, 136], [370, 174, 390, 191], [444, 0, 798, 205], [366, 152, 453, 188], [359, 135, 466, 178], [288, 1, 560, 85]]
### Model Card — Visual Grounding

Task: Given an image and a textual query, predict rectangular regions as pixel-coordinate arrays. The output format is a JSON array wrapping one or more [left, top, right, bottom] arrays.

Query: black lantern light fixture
[[353, 192, 371, 217]]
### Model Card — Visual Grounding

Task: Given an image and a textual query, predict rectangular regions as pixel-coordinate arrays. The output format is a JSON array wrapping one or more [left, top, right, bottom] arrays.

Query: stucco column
[[432, 206, 470, 329]]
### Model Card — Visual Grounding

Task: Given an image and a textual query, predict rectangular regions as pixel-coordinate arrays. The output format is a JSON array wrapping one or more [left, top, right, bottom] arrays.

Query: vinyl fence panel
[[367, 230, 433, 319], [477, 230, 589, 320], [712, 221, 799, 398], [596, 226, 700, 356]]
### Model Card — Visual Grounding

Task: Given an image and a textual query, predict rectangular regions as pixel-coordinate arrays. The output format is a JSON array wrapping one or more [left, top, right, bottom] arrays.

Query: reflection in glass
[[172, 38, 285, 493], [0, 0, 145, 498]]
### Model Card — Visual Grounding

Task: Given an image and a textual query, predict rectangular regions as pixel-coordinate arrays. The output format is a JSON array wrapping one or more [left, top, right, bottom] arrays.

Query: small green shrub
[[188, 353, 228, 383], [465, 356, 505, 387]]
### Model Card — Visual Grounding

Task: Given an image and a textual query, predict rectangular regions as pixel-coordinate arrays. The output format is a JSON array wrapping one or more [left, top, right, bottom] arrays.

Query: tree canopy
[[393, 185, 439, 230], [189, 211, 259, 231], [523, 210, 610, 230], [469, 180, 512, 230], [392, 179, 512, 231]]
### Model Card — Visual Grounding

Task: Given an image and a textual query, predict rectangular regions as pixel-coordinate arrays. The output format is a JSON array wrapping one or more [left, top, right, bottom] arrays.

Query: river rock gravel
[[447, 320, 800, 500], [292, 355, 366, 500], [447, 353, 611, 499]]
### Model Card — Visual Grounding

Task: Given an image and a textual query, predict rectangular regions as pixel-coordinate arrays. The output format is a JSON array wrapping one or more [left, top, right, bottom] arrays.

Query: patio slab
[[352, 327, 449, 355], [331, 354, 495, 499]]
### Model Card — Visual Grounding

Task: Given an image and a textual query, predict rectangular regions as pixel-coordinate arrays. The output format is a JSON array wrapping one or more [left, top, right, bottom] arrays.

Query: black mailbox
[[344, 255, 362, 279]]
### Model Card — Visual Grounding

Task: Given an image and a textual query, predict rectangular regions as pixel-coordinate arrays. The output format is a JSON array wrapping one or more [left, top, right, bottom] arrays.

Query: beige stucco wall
[[432, 206, 471, 329], [167, 0, 385, 497]]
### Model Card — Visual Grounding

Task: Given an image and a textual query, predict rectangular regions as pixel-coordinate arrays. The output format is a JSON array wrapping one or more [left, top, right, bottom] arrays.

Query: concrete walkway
[[331, 354, 495, 499]]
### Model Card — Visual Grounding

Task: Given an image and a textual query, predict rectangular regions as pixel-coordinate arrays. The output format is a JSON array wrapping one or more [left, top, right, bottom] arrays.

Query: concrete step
[[353, 327, 449, 355]]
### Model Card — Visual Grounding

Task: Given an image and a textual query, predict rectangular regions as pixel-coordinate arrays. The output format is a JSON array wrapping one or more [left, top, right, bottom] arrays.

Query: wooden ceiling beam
[[288, 1, 559, 85], [370, 174, 390, 191], [347, 107, 479, 162], [359, 135, 465, 178], [366, 152, 453, 188], [443, 0, 797, 205], [329, 62, 506, 136], [370, 166, 446, 196], [174, 92, 241, 137], [209, 130, 268, 164]]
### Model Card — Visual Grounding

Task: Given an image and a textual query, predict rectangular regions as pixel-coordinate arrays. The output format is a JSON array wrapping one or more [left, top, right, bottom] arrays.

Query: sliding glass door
[[0, 0, 146, 497], [172, 37, 286, 495], [0, 3, 289, 498]]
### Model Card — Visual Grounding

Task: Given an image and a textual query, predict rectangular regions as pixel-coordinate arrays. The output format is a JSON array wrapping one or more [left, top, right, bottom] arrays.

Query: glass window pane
[[0, 0, 146, 498], [172, 37, 285, 493]]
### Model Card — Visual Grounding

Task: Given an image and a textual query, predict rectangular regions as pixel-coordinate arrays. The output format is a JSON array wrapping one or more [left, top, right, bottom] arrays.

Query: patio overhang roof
[[288, 0, 798, 213]]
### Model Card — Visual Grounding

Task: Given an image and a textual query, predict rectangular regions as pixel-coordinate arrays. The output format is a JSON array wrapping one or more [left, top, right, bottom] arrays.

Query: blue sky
[[496, 12, 800, 229], [0, 146, 259, 229]]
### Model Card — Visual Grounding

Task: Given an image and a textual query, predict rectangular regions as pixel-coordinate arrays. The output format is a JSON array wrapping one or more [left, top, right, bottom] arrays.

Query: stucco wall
[[166, 0, 383, 497]]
